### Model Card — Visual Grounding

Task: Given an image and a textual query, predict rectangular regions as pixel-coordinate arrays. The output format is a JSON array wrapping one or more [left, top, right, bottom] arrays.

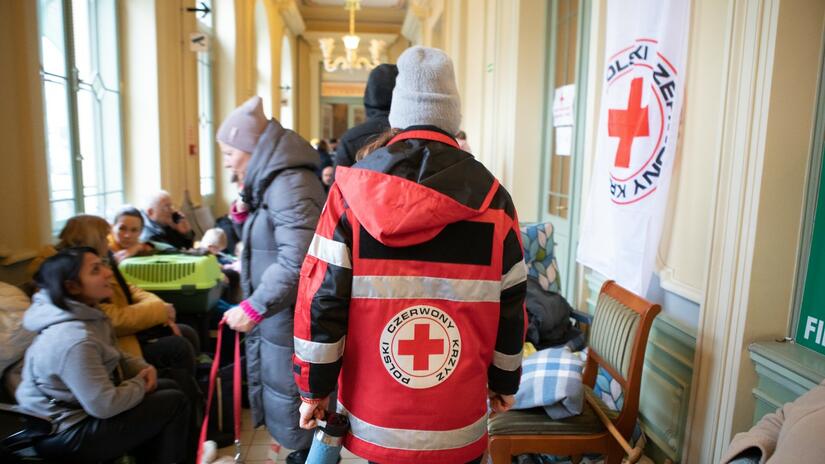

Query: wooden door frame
[[538, 0, 591, 304]]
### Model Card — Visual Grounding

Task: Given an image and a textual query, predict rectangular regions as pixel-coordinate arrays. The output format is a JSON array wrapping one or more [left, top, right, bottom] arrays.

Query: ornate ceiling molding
[[277, 0, 307, 35]]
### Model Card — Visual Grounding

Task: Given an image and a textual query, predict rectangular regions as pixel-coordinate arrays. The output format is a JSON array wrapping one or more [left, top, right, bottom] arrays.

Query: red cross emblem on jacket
[[398, 323, 445, 371]]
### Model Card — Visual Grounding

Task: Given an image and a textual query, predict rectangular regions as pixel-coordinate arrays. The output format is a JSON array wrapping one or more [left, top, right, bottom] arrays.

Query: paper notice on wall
[[555, 126, 573, 156], [553, 84, 575, 127]]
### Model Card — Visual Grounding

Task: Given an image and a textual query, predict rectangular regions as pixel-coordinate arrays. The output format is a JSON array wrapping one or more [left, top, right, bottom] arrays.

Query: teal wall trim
[[749, 341, 825, 424], [639, 316, 695, 463], [584, 268, 606, 315], [585, 269, 697, 463]]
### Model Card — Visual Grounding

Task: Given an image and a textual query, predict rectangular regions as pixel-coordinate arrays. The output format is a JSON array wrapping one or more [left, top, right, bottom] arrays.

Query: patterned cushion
[[512, 347, 585, 419], [520, 223, 561, 294], [593, 367, 624, 412], [587, 292, 639, 413]]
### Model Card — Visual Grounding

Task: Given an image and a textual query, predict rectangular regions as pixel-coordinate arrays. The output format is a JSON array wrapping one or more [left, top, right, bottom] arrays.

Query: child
[[199, 228, 235, 266]]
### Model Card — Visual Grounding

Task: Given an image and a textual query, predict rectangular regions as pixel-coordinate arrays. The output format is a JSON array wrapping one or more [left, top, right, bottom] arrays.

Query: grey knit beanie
[[389, 46, 462, 135], [217, 96, 268, 153]]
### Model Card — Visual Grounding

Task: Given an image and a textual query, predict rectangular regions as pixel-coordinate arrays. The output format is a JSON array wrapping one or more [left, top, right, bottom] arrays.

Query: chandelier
[[319, 0, 386, 72]]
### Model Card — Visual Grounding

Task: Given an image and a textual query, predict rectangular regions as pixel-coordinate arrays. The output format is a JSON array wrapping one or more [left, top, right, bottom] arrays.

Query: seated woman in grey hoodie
[[15, 247, 192, 463]]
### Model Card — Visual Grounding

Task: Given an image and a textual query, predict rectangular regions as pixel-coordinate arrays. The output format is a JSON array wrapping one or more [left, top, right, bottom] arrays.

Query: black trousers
[[34, 379, 191, 463], [177, 323, 201, 354], [141, 333, 203, 464], [140, 325, 200, 374]]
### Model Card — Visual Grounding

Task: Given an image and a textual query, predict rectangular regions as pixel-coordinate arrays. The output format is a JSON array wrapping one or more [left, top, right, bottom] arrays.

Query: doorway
[[540, 0, 590, 301]]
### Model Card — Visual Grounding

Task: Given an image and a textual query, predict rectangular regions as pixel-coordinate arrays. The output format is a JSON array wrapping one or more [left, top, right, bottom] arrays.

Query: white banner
[[577, 0, 691, 295]]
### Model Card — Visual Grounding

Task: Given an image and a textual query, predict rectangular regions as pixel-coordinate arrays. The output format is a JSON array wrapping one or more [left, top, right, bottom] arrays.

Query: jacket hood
[[23, 291, 106, 333], [335, 132, 498, 248], [364, 64, 398, 118], [244, 119, 320, 208]]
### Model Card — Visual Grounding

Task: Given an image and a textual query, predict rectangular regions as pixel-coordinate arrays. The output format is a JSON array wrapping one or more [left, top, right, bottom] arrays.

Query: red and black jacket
[[293, 126, 527, 464]]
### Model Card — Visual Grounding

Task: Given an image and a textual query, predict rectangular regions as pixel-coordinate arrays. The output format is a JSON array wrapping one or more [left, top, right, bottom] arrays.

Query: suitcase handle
[[197, 319, 242, 463]]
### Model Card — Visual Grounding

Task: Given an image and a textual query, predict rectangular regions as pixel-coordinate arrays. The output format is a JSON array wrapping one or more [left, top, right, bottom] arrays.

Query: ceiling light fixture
[[319, 0, 386, 72]]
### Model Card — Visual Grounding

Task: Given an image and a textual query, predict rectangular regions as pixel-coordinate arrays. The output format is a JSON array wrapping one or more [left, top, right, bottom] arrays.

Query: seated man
[[141, 190, 195, 250], [722, 379, 825, 463]]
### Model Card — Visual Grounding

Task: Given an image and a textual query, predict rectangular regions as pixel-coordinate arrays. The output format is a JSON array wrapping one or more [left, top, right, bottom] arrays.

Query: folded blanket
[[513, 346, 584, 419]]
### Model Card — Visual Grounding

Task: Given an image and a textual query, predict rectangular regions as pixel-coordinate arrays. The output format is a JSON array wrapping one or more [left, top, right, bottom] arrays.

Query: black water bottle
[[306, 411, 350, 464]]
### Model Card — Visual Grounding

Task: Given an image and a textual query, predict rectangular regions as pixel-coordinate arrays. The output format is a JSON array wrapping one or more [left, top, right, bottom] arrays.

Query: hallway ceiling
[[298, 0, 406, 32]]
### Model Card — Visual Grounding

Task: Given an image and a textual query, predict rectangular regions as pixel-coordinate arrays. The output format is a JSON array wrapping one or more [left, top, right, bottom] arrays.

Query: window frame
[[196, 0, 217, 205], [37, 0, 125, 234]]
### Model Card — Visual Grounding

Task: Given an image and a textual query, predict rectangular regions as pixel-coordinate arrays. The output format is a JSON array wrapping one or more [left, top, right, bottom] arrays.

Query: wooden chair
[[487, 280, 661, 464]]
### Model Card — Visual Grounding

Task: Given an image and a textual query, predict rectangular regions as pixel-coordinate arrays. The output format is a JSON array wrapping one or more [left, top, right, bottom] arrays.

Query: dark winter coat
[[141, 216, 194, 250], [239, 119, 325, 450], [524, 276, 580, 349], [333, 64, 398, 168]]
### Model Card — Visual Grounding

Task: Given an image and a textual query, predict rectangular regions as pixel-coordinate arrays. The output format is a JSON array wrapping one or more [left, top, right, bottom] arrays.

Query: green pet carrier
[[118, 254, 224, 314]]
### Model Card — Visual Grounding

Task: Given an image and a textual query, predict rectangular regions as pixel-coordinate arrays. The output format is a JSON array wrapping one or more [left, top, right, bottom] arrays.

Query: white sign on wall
[[552, 84, 575, 127], [555, 126, 573, 156]]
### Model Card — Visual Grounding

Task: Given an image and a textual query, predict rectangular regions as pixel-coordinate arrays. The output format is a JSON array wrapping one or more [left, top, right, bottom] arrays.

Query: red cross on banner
[[577, 0, 689, 297], [608, 77, 649, 168], [397, 324, 445, 371]]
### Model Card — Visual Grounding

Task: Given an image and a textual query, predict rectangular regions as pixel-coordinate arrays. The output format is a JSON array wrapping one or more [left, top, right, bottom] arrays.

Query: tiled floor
[[215, 409, 368, 464]]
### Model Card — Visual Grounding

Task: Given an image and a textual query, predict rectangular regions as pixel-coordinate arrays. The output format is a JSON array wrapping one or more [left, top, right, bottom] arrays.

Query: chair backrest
[[583, 280, 660, 436], [519, 223, 561, 294]]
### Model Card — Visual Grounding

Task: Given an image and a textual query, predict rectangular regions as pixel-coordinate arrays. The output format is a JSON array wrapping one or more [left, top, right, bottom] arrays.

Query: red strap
[[233, 329, 241, 439], [196, 319, 242, 463], [387, 130, 460, 149]]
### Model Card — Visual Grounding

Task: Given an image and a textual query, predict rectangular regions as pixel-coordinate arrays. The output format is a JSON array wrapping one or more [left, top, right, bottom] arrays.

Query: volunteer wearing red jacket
[[294, 46, 527, 464]]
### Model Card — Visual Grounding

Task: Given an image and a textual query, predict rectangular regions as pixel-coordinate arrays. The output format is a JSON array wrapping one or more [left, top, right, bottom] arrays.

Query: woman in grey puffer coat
[[218, 96, 325, 461]]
